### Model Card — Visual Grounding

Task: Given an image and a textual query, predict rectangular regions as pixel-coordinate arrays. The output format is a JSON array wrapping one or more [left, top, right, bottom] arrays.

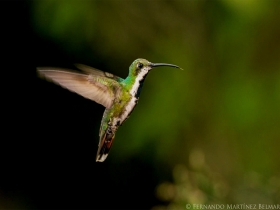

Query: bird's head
[[129, 58, 182, 77]]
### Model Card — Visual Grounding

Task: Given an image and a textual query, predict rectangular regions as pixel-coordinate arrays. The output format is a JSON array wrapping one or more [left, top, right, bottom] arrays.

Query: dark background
[[1, 0, 280, 209]]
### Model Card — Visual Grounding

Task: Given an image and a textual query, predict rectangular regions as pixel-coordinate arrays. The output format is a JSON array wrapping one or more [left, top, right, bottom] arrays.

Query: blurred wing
[[75, 64, 124, 82], [38, 68, 121, 108]]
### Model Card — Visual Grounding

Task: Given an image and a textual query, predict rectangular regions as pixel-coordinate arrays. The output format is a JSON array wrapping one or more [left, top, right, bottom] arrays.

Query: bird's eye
[[137, 63, 143, 69]]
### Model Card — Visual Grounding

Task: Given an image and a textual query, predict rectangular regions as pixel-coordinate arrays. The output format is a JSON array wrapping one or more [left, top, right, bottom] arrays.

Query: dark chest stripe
[[135, 74, 147, 98]]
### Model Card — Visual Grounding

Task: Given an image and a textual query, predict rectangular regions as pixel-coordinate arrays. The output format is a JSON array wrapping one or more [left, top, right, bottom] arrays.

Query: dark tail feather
[[96, 133, 115, 162]]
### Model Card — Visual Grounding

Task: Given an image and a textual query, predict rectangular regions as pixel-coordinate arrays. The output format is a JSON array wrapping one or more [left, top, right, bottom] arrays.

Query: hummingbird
[[38, 58, 182, 162]]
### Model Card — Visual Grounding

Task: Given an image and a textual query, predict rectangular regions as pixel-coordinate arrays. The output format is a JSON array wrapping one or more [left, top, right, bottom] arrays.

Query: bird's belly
[[119, 97, 138, 124], [103, 91, 139, 136]]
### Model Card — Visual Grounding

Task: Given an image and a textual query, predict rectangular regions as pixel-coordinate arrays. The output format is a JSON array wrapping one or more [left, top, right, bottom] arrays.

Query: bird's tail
[[96, 132, 115, 162]]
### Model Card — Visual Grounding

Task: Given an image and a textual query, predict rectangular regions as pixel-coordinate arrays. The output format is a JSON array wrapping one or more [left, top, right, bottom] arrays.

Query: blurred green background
[[2, 0, 280, 209]]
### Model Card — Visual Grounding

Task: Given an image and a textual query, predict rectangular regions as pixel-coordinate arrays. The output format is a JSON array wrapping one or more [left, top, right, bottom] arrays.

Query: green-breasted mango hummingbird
[[38, 58, 182, 162]]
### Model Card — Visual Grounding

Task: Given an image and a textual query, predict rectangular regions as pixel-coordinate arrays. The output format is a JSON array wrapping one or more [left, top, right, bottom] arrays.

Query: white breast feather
[[119, 67, 149, 123]]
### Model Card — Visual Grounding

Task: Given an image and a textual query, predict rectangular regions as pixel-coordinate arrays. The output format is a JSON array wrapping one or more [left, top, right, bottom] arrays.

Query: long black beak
[[150, 63, 183, 70]]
